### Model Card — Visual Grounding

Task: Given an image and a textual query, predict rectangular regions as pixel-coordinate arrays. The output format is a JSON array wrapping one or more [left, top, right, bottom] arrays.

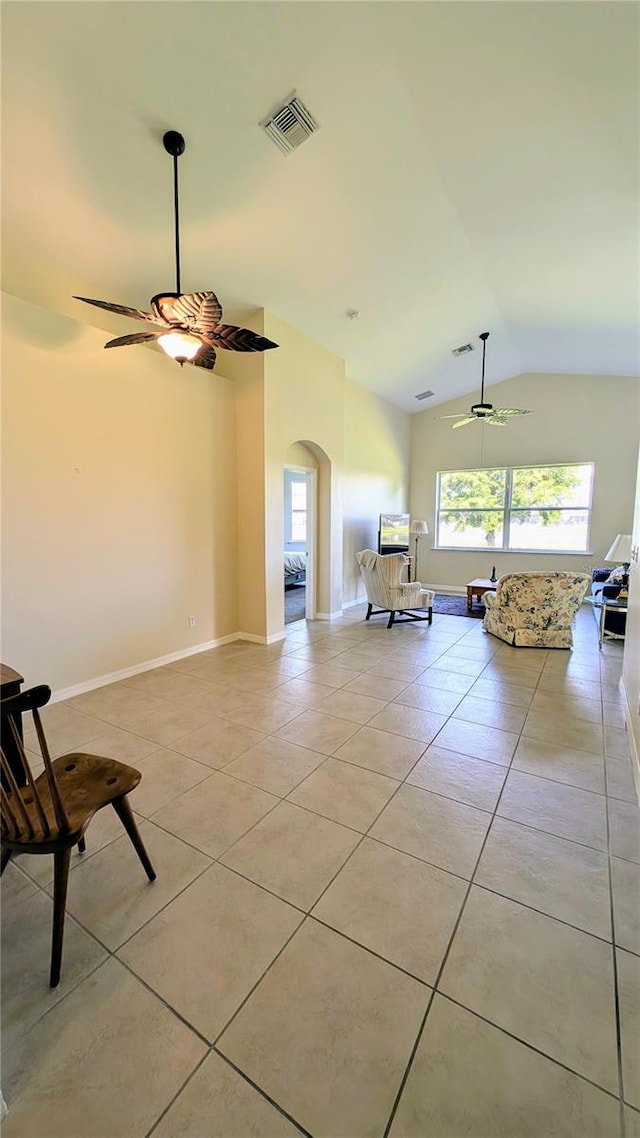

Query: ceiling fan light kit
[[74, 131, 278, 369], [440, 331, 531, 428]]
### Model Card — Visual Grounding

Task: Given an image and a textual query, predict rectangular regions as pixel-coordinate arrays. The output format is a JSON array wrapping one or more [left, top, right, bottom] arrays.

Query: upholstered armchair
[[483, 571, 590, 648], [356, 550, 434, 629]]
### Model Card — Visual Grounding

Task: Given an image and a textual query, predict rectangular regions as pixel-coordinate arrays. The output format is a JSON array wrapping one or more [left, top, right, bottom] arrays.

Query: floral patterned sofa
[[482, 571, 591, 648]]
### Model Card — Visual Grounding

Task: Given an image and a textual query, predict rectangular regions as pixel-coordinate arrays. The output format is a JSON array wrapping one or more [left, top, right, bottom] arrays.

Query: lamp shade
[[410, 520, 429, 536], [604, 534, 632, 564]]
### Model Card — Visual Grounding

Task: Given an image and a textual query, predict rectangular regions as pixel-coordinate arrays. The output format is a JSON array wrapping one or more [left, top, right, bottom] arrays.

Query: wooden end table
[[1, 663, 26, 787], [466, 578, 497, 611]]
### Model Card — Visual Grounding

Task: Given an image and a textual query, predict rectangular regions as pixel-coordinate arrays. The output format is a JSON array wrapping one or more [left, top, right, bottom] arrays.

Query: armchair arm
[[389, 582, 424, 607]]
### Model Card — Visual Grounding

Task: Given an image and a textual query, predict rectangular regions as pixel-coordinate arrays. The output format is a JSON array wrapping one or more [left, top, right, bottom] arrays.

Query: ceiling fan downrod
[[163, 130, 185, 296], [472, 331, 492, 415]]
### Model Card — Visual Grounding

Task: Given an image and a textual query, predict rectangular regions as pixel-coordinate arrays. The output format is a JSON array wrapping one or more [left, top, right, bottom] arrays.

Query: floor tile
[[68, 724, 158, 763], [523, 710, 604, 756], [606, 755, 638, 803], [152, 772, 278, 859], [625, 1107, 640, 1138], [475, 816, 611, 939], [274, 709, 360, 754], [220, 801, 360, 910], [531, 689, 603, 724], [117, 703, 213, 747], [63, 819, 211, 949], [344, 672, 409, 700], [389, 995, 620, 1138], [334, 725, 425, 779], [221, 695, 302, 734], [153, 1052, 301, 1137], [498, 769, 608, 851], [392, 682, 464, 716], [1, 958, 206, 1138], [316, 687, 388, 725], [618, 948, 640, 1109], [452, 694, 528, 733], [298, 662, 361, 688], [1, 890, 107, 1078], [611, 856, 640, 955], [273, 677, 336, 708], [433, 718, 519, 766], [406, 745, 507, 812], [469, 677, 534, 707], [606, 726, 631, 760], [417, 667, 476, 694], [129, 746, 213, 816], [287, 757, 399, 832], [313, 838, 466, 983], [513, 736, 605, 794], [217, 919, 428, 1138], [119, 863, 302, 1040], [440, 887, 618, 1092], [221, 736, 326, 796], [369, 784, 491, 879], [366, 659, 428, 683], [172, 716, 265, 767], [182, 680, 255, 717], [608, 798, 640, 863], [366, 703, 447, 744]]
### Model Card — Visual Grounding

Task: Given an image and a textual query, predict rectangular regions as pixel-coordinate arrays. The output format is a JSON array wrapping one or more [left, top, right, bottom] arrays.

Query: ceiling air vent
[[261, 94, 319, 154], [415, 390, 434, 401], [452, 343, 474, 356]]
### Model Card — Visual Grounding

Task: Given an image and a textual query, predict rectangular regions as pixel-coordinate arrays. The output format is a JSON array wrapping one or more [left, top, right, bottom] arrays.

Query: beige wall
[[343, 379, 411, 605], [1, 292, 238, 691], [410, 373, 639, 588]]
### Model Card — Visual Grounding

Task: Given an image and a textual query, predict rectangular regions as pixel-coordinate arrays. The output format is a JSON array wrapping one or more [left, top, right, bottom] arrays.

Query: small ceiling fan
[[440, 332, 531, 428], [74, 131, 278, 369]]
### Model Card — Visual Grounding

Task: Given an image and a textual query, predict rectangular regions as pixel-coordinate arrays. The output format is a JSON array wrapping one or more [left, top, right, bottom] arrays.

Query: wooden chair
[[1, 685, 156, 987]]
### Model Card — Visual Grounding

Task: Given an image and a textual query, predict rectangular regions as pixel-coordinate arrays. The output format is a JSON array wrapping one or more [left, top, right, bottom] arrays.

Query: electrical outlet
[[188, 616, 196, 629]]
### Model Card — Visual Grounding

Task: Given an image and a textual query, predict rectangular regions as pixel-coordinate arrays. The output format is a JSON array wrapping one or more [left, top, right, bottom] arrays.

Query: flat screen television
[[378, 513, 410, 555]]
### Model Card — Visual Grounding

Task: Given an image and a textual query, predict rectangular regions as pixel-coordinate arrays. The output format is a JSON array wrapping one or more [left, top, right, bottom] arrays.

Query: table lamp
[[410, 520, 428, 582], [605, 533, 632, 593]]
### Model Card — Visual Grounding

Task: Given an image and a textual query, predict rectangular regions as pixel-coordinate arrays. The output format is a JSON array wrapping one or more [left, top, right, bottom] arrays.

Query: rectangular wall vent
[[415, 390, 434, 401], [452, 343, 474, 356], [261, 94, 319, 154]]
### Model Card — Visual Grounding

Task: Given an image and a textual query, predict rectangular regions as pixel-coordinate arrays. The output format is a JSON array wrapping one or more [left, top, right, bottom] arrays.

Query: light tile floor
[[2, 605, 639, 1137]]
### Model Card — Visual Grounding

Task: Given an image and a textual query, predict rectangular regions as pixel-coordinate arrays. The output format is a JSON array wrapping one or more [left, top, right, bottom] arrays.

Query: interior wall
[[1, 291, 238, 692], [343, 378, 411, 606], [410, 373, 639, 588], [262, 312, 346, 632]]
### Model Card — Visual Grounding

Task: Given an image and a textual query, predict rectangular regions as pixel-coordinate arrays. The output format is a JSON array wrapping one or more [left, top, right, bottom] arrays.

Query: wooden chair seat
[[1, 684, 156, 987], [4, 753, 142, 852]]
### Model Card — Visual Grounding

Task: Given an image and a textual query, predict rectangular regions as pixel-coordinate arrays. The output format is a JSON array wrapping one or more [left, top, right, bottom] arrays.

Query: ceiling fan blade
[[207, 325, 279, 352], [451, 416, 478, 429], [152, 291, 223, 331], [492, 408, 531, 417], [188, 344, 217, 370], [439, 413, 469, 420], [483, 416, 509, 426], [74, 296, 157, 323], [104, 331, 158, 349]]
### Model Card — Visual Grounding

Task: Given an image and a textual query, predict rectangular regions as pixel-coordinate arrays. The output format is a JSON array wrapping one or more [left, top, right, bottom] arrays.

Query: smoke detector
[[415, 390, 434, 401], [261, 94, 319, 154], [452, 342, 475, 357]]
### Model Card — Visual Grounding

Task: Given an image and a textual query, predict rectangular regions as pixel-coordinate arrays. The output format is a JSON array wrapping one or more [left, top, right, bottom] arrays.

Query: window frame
[[434, 461, 594, 554], [284, 467, 308, 550]]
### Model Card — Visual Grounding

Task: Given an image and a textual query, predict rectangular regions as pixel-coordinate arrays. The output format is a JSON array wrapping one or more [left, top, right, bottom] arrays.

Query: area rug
[[285, 584, 307, 624], [433, 593, 485, 619]]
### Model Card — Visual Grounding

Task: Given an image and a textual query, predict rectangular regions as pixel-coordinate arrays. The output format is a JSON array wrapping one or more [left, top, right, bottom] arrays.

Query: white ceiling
[[2, 1, 638, 411]]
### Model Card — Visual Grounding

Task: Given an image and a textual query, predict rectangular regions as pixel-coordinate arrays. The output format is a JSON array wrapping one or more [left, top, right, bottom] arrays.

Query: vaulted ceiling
[[2, 1, 638, 410]]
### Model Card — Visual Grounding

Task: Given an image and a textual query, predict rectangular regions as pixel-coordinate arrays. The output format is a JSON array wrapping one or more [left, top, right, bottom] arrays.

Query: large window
[[436, 463, 594, 553]]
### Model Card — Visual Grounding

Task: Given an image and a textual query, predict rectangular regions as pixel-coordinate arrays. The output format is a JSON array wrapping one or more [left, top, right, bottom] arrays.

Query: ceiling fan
[[440, 332, 531, 428], [74, 131, 278, 369]]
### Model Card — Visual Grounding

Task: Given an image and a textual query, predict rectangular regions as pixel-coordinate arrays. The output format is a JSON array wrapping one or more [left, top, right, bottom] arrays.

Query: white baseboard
[[315, 611, 344, 621], [237, 631, 285, 645], [620, 679, 640, 803], [50, 635, 238, 703], [342, 596, 366, 610]]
